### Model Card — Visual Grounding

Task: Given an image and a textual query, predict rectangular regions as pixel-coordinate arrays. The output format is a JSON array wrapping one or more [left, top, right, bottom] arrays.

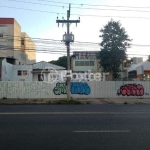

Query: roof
[[0, 18, 14, 24], [127, 61, 150, 72], [32, 61, 65, 70]]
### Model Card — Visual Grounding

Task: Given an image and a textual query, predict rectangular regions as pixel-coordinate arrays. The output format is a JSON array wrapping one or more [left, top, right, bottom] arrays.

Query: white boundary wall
[[0, 81, 149, 99]]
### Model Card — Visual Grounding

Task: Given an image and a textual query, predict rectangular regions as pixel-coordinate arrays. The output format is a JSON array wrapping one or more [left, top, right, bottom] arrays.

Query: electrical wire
[[8, 0, 67, 9], [1, 35, 150, 59], [2, 35, 150, 47], [0, 5, 66, 15], [35, 0, 150, 9], [0, 45, 149, 57], [1, 5, 150, 20], [8, 0, 150, 13]]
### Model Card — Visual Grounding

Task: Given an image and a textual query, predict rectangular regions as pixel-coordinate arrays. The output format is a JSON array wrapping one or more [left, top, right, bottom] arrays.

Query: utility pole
[[56, 4, 80, 100]]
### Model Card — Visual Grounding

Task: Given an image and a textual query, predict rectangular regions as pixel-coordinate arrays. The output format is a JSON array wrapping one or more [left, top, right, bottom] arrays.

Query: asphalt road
[[0, 104, 150, 150]]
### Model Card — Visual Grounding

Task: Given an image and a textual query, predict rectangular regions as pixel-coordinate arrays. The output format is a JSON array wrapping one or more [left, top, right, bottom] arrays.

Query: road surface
[[0, 104, 150, 150]]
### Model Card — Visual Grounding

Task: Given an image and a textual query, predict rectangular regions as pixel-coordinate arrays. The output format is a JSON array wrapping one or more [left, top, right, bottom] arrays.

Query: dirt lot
[[0, 98, 150, 105]]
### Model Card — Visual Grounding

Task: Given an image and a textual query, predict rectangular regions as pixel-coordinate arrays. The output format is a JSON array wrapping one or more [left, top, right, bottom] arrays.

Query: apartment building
[[71, 51, 101, 73], [0, 18, 36, 64]]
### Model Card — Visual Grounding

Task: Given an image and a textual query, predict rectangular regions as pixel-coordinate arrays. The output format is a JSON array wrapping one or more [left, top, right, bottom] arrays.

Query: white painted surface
[[0, 81, 149, 99], [33, 73, 38, 81], [13, 65, 33, 81], [128, 61, 150, 73], [1, 59, 13, 81], [73, 59, 99, 72], [33, 61, 65, 70], [0, 26, 8, 34], [14, 51, 27, 65], [1, 61, 65, 82], [133, 57, 143, 64], [137, 66, 144, 75]]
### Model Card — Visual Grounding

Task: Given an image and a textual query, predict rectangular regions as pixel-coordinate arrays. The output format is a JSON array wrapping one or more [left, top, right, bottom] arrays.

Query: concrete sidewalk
[[0, 98, 150, 105], [79, 98, 150, 104]]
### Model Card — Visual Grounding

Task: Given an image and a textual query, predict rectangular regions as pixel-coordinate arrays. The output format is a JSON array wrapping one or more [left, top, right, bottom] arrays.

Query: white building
[[1, 58, 65, 81], [71, 51, 101, 73], [127, 57, 150, 80]]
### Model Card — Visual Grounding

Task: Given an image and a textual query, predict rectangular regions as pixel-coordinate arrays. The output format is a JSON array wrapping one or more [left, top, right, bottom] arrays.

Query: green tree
[[49, 56, 67, 69], [124, 58, 133, 67], [147, 55, 150, 62], [98, 19, 131, 80], [49, 60, 57, 65]]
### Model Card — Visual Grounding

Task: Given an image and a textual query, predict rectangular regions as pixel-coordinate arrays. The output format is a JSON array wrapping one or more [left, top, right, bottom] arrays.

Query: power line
[[0, 46, 98, 52], [9, 0, 68, 9], [36, 0, 69, 6], [0, 5, 65, 15], [0, 46, 69, 53], [35, 0, 150, 9], [74, 14, 150, 19], [8, 0, 150, 13], [2, 35, 150, 47], [0, 45, 150, 56], [4, 35, 62, 42], [1, 5, 150, 20]]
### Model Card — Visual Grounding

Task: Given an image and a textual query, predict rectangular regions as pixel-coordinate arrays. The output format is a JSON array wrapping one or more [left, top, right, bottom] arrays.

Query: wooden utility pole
[[56, 4, 80, 100]]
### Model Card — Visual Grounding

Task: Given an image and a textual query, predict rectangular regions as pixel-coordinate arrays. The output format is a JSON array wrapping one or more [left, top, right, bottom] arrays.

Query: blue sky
[[1, 0, 150, 62]]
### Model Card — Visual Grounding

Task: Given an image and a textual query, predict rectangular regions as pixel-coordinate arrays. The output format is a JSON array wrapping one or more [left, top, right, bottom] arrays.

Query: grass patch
[[32, 99, 38, 102], [124, 102, 128, 105], [46, 99, 82, 105], [86, 101, 90, 104], [46, 101, 52, 105]]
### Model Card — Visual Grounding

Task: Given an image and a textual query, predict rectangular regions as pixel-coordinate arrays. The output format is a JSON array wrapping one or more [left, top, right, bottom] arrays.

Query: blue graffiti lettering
[[70, 82, 90, 95], [53, 82, 91, 95]]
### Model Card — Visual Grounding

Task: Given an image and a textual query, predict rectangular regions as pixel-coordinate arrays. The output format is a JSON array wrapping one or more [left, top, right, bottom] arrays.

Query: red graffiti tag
[[117, 84, 144, 96]]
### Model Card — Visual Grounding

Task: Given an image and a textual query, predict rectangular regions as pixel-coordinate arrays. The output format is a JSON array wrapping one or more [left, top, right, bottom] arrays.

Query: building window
[[38, 74, 44, 81], [75, 61, 80, 66], [90, 61, 94, 66], [75, 61, 84, 66], [85, 61, 89, 66], [0, 25, 7, 27], [7, 39, 13, 42], [18, 71, 22, 76], [21, 39, 24, 45], [0, 26, 8, 34], [18, 70, 27, 76], [22, 70, 27, 75], [0, 40, 7, 46], [75, 61, 94, 66], [80, 61, 84, 66]]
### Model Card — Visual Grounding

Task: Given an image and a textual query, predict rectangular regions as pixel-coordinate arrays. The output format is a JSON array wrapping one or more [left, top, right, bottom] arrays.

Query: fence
[[0, 81, 149, 99]]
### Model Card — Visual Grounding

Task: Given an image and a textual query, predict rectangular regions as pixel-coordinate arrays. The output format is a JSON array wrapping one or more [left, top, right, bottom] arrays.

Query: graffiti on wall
[[53, 82, 91, 95], [23, 82, 51, 95], [117, 84, 144, 96], [0, 82, 20, 97], [70, 82, 90, 95], [53, 83, 67, 95], [0, 81, 51, 97]]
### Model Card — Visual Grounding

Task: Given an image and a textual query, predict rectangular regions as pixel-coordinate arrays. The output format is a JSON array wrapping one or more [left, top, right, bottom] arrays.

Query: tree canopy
[[147, 55, 150, 62], [98, 19, 131, 79], [49, 56, 67, 69], [124, 58, 133, 67]]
